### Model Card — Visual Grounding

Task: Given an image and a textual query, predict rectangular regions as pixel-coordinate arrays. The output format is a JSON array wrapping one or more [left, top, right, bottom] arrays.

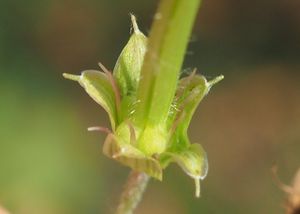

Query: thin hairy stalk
[[115, 171, 150, 214]]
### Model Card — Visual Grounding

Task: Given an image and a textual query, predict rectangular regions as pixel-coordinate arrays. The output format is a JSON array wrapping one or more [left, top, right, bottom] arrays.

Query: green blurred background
[[0, 0, 299, 213]]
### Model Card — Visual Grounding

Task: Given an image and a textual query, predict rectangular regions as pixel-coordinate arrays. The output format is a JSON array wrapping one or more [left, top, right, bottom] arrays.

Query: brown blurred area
[[0, 0, 299, 213]]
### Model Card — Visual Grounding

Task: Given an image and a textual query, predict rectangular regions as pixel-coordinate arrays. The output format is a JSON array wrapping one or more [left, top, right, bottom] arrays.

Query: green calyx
[[63, 15, 223, 197]]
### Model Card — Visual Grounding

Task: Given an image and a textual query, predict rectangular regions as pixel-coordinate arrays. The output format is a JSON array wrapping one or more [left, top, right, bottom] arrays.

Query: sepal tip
[[63, 73, 80, 81], [195, 178, 201, 198], [130, 13, 140, 34], [207, 75, 224, 87]]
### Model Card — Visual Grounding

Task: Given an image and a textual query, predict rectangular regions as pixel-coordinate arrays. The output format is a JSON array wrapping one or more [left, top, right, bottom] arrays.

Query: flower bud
[[113, 15, 147, 96]]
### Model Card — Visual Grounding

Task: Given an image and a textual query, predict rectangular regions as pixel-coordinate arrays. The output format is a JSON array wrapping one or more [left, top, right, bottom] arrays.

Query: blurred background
[[0, 0, 299, 213]]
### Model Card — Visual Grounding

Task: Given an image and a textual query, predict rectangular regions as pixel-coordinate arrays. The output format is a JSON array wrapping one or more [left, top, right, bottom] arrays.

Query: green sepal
[[63, 70, 118, 130], [119, 94, 136, 122], [168, 73, 224, 147], [103, 133, 162, 180], [160, 143, 208, 197], [160, 73, 223, 196], [113, 15, 147, 96]]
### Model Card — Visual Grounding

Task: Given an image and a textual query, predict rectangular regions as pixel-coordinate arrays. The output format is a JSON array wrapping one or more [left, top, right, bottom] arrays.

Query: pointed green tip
[[130, 13, 140, 34], [63, 73, 80, 81], [195, 178, 201, 198], [208, 75, 224, 86]]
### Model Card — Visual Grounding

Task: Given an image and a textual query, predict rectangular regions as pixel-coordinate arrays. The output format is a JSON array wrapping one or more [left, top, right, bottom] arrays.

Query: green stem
[[115, 0, 202, 213], [135, 0, 202, 126], [115, 171, 150, 214]]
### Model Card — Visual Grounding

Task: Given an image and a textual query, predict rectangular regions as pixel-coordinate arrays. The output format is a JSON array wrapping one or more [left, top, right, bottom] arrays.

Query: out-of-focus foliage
[[0, 0, 299, 213]]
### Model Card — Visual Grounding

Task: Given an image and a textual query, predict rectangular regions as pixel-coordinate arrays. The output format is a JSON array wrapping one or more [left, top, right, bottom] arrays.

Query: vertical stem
[[135, 0, 202, 126], [116, 0, 202, 213], [115, 171, 150, 214]]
